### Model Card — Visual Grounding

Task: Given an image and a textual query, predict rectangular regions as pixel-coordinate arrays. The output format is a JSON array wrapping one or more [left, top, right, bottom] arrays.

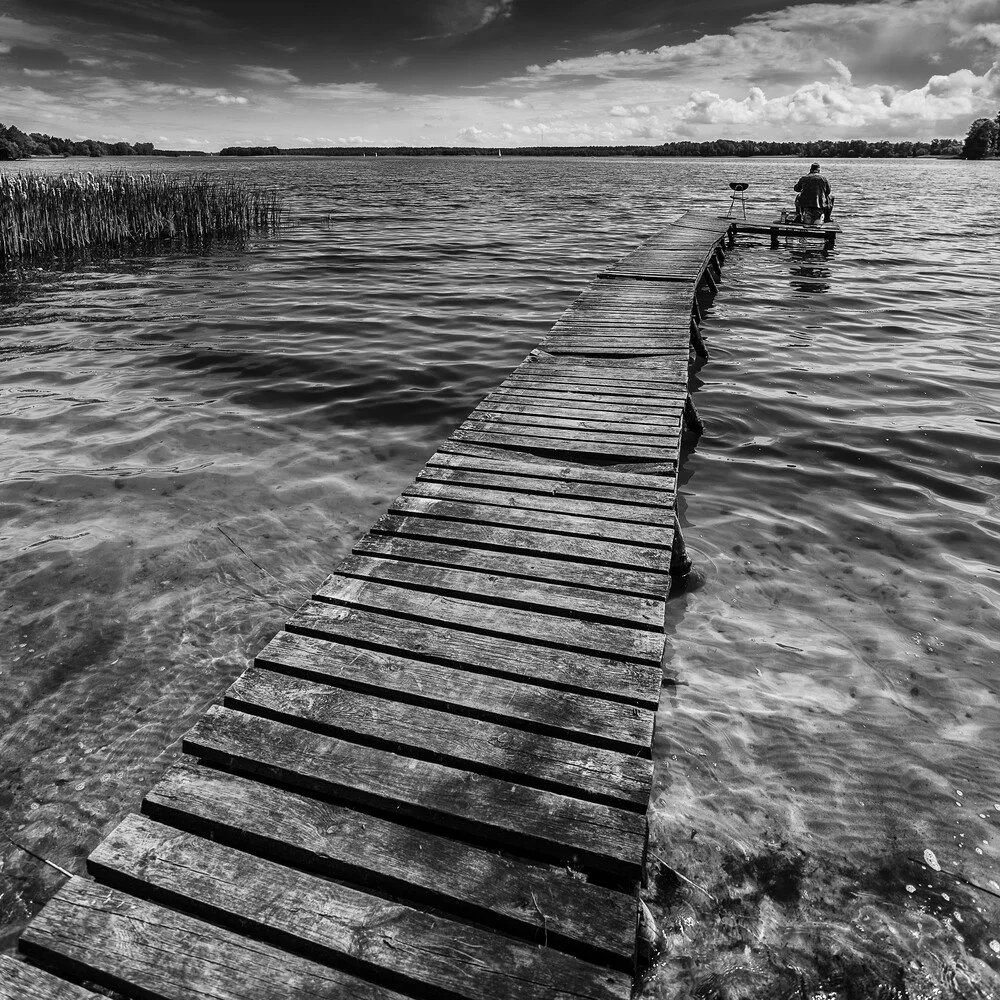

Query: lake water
[[1, 154, 999, 998]]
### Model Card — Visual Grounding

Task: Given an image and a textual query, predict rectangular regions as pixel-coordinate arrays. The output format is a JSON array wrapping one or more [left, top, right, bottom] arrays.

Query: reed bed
[[0, 171, 284, 263]]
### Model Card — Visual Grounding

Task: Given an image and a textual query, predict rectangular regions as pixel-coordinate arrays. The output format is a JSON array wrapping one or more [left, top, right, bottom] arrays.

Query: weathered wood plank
[[20, 877, 410, 1000], [403, 480, 674, 526], [370, 513, 673, 589], [353, 530, 670, 601], [501, 374, 687, 392], [525, 348, 689, 374], [539, 342, 688, 353], [464, 409, 680, 441], [143, 759, 640, 969], [256, 628, 656, 751], [89, 815, 632, 1000], [459, 414, 679, 446], [429, 442, 676, 489], [451, 428, 679, 461], [486, 388, 687, 414], [388, 494, 675, 552], [416, 463, 675, 506], [286, 599, 663, 706], [183, 706, 649, 879], [0, 956, 97, 1000], [473, 400, 683, 428], [313, 573, 664, 664], [539, 347, 686, 358], [334, 550, 662, 630], [226, 667, 652, 809]]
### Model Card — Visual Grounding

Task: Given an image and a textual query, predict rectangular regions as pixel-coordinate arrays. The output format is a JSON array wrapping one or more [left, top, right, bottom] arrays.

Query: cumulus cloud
[[609, 103, 652, 116], [457, 124, 486, 142], [214, 94, 247, 104], [678, 63, 998, 133]]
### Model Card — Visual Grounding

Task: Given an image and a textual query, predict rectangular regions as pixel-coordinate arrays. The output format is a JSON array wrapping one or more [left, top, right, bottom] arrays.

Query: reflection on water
[[1, 155, 999, 996]]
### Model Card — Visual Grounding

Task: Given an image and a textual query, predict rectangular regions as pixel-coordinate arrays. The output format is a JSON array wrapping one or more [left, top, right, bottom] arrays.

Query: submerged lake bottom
[[1, 155, 999, 998]]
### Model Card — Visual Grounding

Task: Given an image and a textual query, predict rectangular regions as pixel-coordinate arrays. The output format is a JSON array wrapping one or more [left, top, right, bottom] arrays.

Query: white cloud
[[214, 94, 247, 105], [678, 63, 998, 133], [610, 103, 652, 116], [234, 65, 299, 86], [457, 124, 486, 142], [288, 82, 386, 102]]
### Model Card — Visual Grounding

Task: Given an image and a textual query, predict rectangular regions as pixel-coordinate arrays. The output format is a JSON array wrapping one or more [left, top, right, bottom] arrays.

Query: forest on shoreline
[[2, 113, 997, 161]]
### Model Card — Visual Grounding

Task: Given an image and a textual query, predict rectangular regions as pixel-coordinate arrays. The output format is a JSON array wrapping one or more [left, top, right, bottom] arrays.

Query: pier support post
[[684, 396, 704, 436], [770, 227, 779, 248], [689, 317, 709, 360], [824, 231, 836, 249], [703, 268, 718, 294], [670, 520, 692, 579]]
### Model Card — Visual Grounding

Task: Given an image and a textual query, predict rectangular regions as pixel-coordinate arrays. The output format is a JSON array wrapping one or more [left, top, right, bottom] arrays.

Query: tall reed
[[0, 171, 284, 263]]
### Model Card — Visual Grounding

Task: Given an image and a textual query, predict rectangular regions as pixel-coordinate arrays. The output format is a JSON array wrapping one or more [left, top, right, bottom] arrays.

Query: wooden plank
[[313, 573, 664, 664], [402, 480, 675, 526], [499, 381, 688, 403], [428, 443, 676, 490], [416, 463, 676, 506], [335, 549, 663, 629], [491, 382, 688, 404], [438, 440, 677, 479], [371, 514, 673, 590], [21, 877, 410, 1000], [0, 956, 97, 1000], [388, 494, 675, 552], [143, 759, 640, 970], [353, 531, 670, 601], [183, 705, 649, 879], [589, 278, 697, 296], [463, 410, 681, 441], [511, 367, 688, 386], [286, 599, 663, 706], [226, 666, 652, 809], [559, 307, 691, 318], [483, 389, 687, 417], [451, 428, 679, 461], [539, 342, 687, 353], [525, 349, 689, 374], [89, 815, 632, 1000], [540, 347, 685, 358], [474, 400, 683, 427], [256, 628, 656, 751]]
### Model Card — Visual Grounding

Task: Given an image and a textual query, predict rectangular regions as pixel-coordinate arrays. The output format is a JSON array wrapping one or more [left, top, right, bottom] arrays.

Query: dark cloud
[[5, 44, 72, 71]]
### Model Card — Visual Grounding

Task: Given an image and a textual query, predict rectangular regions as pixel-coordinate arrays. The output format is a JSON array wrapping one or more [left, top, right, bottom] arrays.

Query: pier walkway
[[10, 211, 740, 1000]]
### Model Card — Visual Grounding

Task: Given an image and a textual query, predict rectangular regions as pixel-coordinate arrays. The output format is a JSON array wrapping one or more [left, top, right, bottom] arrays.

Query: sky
[[1, 0, 998, 149]]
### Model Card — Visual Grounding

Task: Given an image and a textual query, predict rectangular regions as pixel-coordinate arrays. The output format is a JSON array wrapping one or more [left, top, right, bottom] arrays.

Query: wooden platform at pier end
[[733, 211, 841, 248], [11, 212, 734, 1000]]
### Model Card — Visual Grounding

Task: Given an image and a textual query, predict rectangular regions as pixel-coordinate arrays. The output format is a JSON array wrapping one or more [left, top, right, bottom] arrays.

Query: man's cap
[[809, 163, 821, 171]]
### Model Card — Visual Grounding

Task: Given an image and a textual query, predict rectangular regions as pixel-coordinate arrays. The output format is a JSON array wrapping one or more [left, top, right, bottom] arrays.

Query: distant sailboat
[[498, 148, 502, 157]]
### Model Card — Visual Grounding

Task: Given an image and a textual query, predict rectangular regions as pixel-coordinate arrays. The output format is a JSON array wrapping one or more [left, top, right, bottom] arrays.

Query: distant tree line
[[0, 122, 209, 161], [6, 116, 994, 161], [961, 111, 1000, 159], [220, 137, 963, 158]]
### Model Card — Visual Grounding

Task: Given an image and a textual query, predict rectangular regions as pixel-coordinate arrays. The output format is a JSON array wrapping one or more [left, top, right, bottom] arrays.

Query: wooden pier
[[7, 211, 741, 1000]]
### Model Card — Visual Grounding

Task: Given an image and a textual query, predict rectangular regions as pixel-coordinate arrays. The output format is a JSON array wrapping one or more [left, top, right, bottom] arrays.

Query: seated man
[[793, 163, 832, 225]]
